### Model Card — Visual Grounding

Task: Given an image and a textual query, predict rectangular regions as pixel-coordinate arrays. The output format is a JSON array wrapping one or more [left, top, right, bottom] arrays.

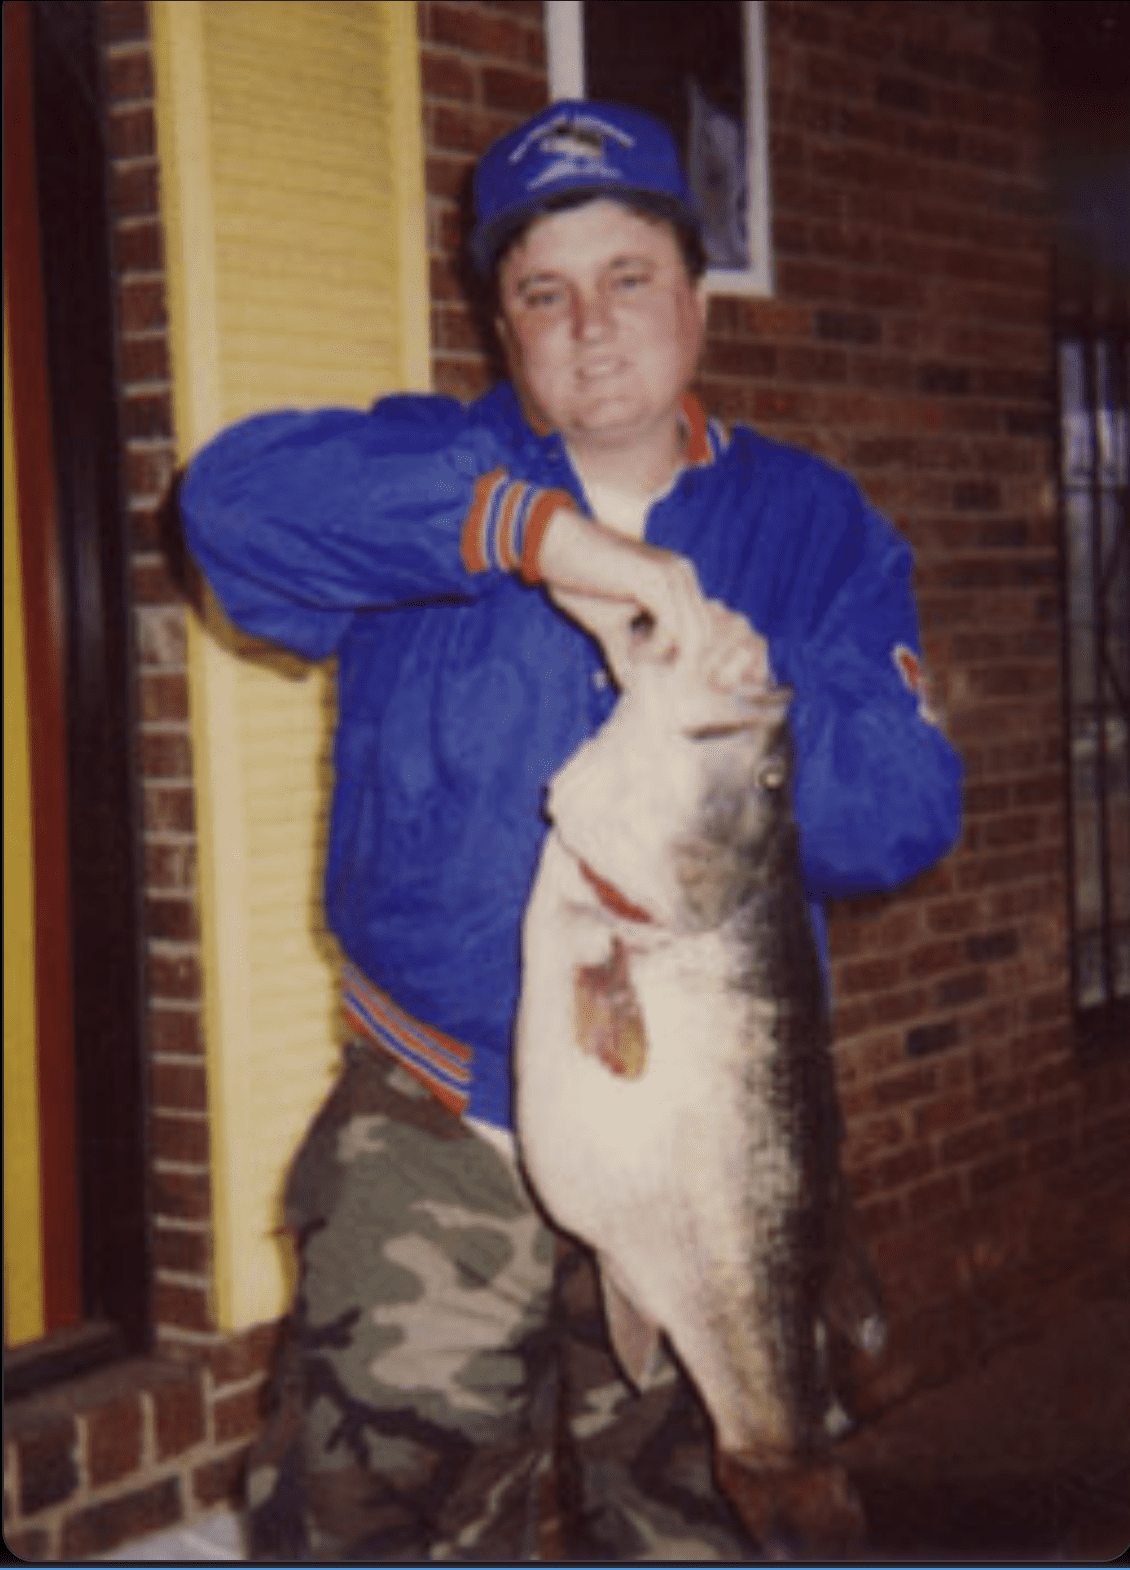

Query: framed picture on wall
[[546, 0, 773, 296]]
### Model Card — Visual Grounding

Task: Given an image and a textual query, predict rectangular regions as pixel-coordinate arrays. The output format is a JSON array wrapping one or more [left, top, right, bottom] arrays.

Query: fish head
[[547, 617, 794, 933]]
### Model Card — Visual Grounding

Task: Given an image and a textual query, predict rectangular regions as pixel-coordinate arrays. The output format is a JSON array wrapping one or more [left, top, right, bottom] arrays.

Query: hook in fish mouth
[[578, 859, 656, 924]]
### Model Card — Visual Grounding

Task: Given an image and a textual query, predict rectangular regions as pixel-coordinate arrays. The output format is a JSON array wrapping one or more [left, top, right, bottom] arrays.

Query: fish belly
[[516, 835, 806, 1458]]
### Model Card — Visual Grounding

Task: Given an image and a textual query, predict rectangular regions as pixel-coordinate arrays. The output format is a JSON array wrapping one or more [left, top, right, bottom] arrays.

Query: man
[[182, 100, 962, 1560]]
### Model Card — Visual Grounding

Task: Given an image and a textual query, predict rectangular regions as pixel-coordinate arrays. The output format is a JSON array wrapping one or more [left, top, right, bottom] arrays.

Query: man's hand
[[537, 508, 770, 694], [537, 507, 715, 686]]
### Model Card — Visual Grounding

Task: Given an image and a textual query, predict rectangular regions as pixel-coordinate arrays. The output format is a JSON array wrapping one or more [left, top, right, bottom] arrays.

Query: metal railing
[[1056, 330, 1130, 1042]]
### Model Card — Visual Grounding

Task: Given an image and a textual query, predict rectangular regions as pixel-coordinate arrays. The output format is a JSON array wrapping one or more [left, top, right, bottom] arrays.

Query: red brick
[[152, 1375, 206, 1460], [874, 1143, 935, 1191], [867, 986, 932, 1029], [842, 1111, 904, 1165], [145, 896, 199, 943], [749, 387, 812, 424], [125, 445, 176, 505], [703, 340, 779, 380], [62, 1479, 180, 1560], [139, 672, 189, 723], [871, 1065, 938, 1111], [152, 1223, 212, 1276], [154, 1280, 214, 1334], [112, 217, 165, 274], [913, 1090, 973, 1139], [145, 949, 203, 1005], [906, 1173, 964, 1222], [150, 1057, 208, 1112], [935, 969, 987, 1008], [208, 1321, 281, 1388], [85, 1393, 143, 1489], [855, 1193, 904, 1237], [104, 48, 154, 104], [16, 1420, 78, 1515], [426, 4, 534, 62], [481, 64, 546, 115], [1083, 1109, 1130, 1151], [143, 843, 197, 897], [151, 1167, 212, 1224], [1024, 1133, 1076, 1175], [119, 276, 168, 333], [429, 102, 512, 158], [123, 390, 173, 440], [110, 162, 161, 223], [967, 1152, 1022, 1199], [905, 937, 966, 980], [213, 1384, 265, 1446], [192, 1446, 250, 1511], [830, 1008, 884, 1058], [100, 1, 149, 46], [131, 556, 179, 606], [143, 783, 197, 834], [108, 103, 156, 161], [118, 332, 170, 384], [147, 1004, 203, 1055], [940, 1118, 1002, 1165], [151, 1112, 210, 1164], [432, 305, 489, 354], [419, 46, 476, 102]]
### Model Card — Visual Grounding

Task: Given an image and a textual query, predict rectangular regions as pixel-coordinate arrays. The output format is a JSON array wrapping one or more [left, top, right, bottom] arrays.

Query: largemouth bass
[[515, 606, 866, 1556]]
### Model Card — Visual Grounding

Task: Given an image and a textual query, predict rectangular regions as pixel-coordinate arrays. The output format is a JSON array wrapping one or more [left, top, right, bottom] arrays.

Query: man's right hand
[[537, 507, 715, 687]]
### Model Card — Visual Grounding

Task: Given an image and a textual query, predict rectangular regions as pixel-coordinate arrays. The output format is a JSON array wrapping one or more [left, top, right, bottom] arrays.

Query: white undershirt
[[580, 476, 655, 541]]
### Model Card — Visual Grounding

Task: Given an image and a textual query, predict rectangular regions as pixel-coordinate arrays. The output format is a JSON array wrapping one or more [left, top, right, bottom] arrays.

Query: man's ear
[[495, 312, 520, 377], [693, 274, 710, 333]]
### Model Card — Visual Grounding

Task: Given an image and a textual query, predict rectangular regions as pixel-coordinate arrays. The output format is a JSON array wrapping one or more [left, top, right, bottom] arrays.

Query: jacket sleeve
[[179, 394, 573, 661], [766, 468, 963, 900]]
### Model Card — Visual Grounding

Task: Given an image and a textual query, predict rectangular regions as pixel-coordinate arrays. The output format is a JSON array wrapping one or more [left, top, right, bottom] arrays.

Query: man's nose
[[572, 287, 613, 341]]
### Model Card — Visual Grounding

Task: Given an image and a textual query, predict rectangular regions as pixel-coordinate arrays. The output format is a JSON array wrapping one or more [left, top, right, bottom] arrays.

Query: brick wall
[[7, 0, 1128, 1558], [100, 1, 219, 1358], [3, 1325, 276, 1561], [416, 0, 1130, 1376]]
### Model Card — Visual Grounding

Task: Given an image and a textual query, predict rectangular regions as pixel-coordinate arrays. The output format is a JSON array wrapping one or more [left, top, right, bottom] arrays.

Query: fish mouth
[[577, 859, 656, 925]]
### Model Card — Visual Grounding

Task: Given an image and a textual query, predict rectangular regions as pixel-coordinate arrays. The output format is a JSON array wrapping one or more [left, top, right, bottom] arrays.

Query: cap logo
[[510, 111, 636, 192]]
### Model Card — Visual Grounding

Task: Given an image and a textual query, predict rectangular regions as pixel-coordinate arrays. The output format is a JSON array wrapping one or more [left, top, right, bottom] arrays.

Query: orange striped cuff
[[342, 962, 473, 1118], [461, 471, 573, 583]]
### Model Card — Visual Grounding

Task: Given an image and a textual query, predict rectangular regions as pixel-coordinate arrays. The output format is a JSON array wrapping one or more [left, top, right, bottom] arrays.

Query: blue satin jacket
[[181, 381, 963, 1128]]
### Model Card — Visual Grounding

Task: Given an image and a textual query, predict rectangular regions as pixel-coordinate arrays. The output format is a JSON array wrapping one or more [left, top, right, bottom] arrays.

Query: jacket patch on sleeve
[[893, 642, 940, 727]]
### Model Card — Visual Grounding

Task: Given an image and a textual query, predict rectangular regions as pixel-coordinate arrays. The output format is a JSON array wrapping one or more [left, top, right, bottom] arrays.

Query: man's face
[[495, 199, 708, 458]]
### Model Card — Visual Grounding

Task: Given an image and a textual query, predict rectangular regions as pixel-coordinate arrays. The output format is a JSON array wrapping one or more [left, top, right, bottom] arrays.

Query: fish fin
[[599, 1261, 663, 1390], [574, 938, 648, 1079]]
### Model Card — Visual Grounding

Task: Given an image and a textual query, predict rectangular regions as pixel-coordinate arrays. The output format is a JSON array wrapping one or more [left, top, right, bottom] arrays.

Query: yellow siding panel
[[152, 0, 430, 1329]]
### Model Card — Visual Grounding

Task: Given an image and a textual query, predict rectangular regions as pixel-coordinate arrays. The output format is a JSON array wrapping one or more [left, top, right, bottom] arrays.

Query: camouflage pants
[[246, 1042, 755, 1561]]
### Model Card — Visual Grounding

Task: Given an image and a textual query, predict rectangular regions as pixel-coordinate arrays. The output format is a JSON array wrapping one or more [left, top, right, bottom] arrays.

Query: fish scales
[[515, 604, 865, 1556]]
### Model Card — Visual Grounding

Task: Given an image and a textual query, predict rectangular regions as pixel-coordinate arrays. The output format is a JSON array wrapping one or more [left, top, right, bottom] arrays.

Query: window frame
[[545, 0, 773, 297]]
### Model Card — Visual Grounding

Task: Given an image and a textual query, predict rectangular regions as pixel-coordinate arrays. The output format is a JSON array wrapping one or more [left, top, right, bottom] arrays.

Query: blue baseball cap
[[470, 99, 700, 276]]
